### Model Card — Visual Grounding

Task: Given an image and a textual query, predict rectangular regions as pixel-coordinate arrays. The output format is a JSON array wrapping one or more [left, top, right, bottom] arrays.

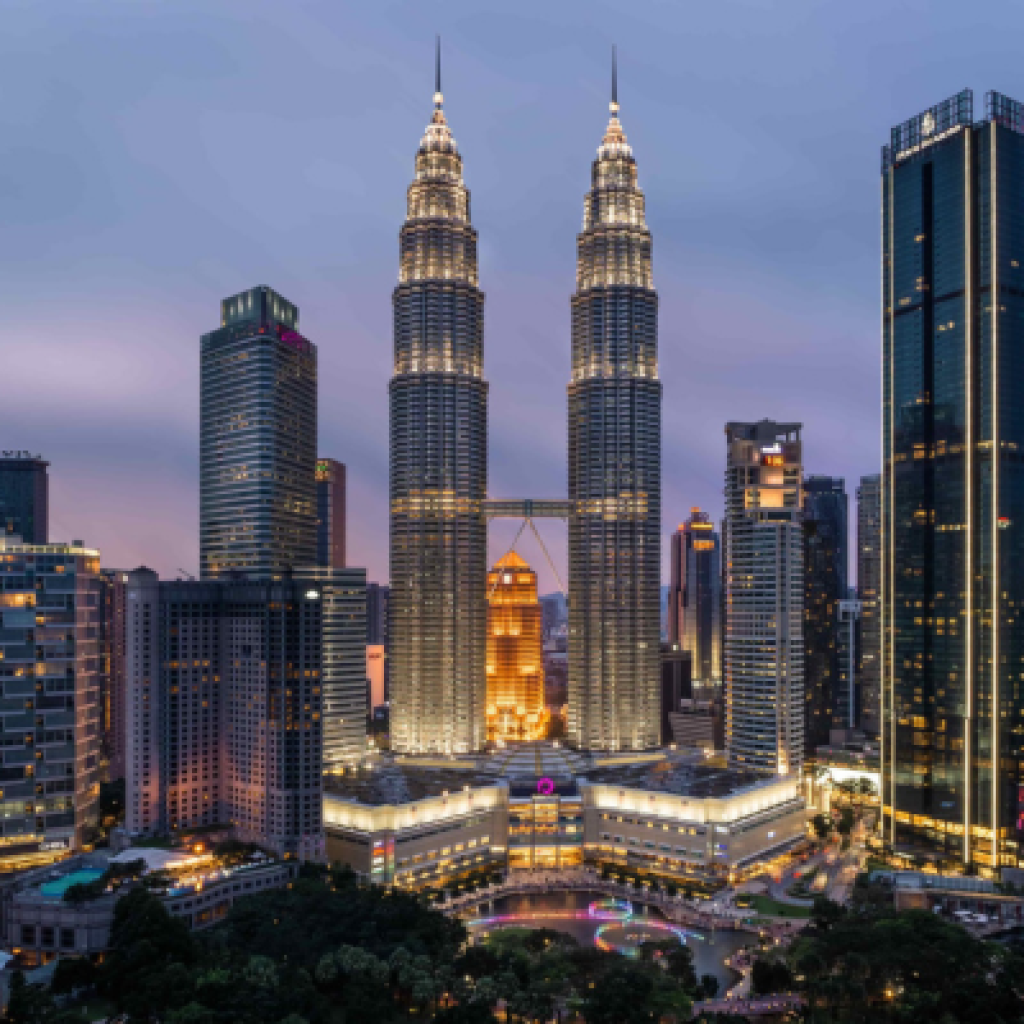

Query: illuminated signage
[[693, 540, 716, 552], [761, 455, 784, 468]]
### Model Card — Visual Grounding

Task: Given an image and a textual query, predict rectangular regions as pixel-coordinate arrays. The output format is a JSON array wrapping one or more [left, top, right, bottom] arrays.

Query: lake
[[463, 889, 749, 988]]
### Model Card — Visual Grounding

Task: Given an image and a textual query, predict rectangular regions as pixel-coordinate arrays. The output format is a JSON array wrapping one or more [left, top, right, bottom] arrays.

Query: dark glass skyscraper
[[0, 453, 48, 543], [316, 458, 346, 569], [668, 509, 722, 685], [882, 90, 1024, 874], [803, 475, 848, 751], [568, 60, 661, 751], [856, 474, 881, 737], [389, 57, 488, 754], [200, 286, 317, 580]]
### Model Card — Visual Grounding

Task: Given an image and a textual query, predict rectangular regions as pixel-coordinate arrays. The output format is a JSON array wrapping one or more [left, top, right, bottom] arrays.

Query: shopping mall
[[323, 745, 806, 890]]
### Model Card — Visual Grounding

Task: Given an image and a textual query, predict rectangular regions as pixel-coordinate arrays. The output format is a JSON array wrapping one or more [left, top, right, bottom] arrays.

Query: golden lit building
[[486, 553, 545, 743]]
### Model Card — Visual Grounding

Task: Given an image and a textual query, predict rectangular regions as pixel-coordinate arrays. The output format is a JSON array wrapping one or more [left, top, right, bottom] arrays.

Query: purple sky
[[2, 0, 1020, 591]]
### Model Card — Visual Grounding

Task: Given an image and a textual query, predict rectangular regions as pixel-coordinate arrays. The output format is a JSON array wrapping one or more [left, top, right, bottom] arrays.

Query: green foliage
[[50, 957, 97, 995], [787, 907, 1024, 1022], [699, 972, 719, 999], [750, 956, 793, 996], [811, 813, 832, 840]]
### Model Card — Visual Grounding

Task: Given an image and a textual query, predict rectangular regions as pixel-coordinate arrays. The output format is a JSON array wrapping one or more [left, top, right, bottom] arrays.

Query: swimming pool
[[39, 870, 104, 899]]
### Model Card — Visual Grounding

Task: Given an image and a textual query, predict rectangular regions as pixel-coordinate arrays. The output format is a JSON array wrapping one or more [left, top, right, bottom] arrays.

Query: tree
[[51, 956, 97, 995], [811, 814, 831, 841], [699, 973, 719, 999], [811, 896, 846, 932], [6, 971, 55, 1024]]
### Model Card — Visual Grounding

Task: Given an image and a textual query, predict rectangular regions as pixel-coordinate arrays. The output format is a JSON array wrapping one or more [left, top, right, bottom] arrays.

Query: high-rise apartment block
[[125, 569, 363, 856], [99, 569, 129, 780], [882, 91, 1024, 874], [316, 458, 346, 569], [724, 420, 804, 777], [567, 68, 661, 751], [366, 583, 389, 647], [486, 552, 545, 743], [0, 454, 48, 544], [0, 537, 101, 867], [200, 286, 317, 580], [803, 476, 848, 752], [667, 509, 722, 685], [389, 65, 488, 754], [856, 474, 881, 737]]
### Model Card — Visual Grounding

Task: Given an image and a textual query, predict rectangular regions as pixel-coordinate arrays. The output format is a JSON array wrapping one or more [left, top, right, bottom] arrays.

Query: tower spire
[[611, 44, 618, 111], [434, 35, 443, 109]]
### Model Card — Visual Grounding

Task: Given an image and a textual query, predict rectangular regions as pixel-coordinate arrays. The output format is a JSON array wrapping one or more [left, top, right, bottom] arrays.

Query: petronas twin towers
[[390, 48, 661, 754]]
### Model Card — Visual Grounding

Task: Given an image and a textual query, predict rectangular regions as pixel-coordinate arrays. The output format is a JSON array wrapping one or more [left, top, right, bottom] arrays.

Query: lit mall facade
[[881, 90, 1024, 875], [323, 759, 804, 890]]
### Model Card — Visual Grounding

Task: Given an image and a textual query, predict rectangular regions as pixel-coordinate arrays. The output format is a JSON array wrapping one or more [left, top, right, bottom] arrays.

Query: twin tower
[[389, 51, 662, 754]]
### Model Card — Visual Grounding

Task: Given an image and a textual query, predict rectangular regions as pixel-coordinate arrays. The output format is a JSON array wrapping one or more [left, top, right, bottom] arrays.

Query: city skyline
[[3, 2, 1019, 591]]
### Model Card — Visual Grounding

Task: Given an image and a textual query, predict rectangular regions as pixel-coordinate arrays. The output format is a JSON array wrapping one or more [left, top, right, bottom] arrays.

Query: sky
[[1, 0, 1021, 591]]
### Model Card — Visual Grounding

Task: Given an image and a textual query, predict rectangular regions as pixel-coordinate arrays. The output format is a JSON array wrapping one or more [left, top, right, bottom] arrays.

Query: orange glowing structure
[[486, 552, 546, 743]]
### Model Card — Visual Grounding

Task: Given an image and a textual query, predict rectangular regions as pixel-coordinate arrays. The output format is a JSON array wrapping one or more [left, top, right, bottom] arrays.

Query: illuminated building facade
[[667, 509, 722, 684], [316, 458, 346, 569], [568, 60, 661, 751], [0, 454, 48, 544], [882, 91, 1024, 874], [99, 568, 128, 780], [200, 286, 317, 580], [389, 55, 488, 754], [856, 474, 882, 737], [486, 552, 545, 743], [724, 420, 804, 778], [124, 570, 346, 859], [803, 476, 848, 752], [0, 538, 102, 868]]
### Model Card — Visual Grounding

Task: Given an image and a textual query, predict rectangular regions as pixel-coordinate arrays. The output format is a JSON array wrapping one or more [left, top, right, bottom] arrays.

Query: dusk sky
[[2, 0, 1019, 591]]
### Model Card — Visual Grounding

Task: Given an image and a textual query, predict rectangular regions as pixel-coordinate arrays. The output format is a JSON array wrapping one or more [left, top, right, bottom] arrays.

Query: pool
[[40, 870, 104, 899]]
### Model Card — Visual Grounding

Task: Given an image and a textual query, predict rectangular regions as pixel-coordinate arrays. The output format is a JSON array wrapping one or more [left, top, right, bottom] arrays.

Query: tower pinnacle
[[611, 44, 618, 112], [434, 35, 443, 109]]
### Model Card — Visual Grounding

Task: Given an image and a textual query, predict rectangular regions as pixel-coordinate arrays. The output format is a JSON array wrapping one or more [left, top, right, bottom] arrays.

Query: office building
[[200, 285, 317, 580], [803, 476, 848, 752], [486, 552, 545, 743], [99, 569, 129, 781], [882, 90, 1024, 874], [837, 599, 862, 733], [0, 453, 48, 544], [124, 570, 364, 858], [366, 583, 389, 647], [389, 51, 488, 754], [367, 645, 386, 710], [297, 567, 367, 773], [539, 592, 568, 637], [0, 537, 102, 868], [724, 420, 804, 778], [567, 58, 661, 751], [316, 458, 346, 569], [659, 645, 692, 745], [857, 474, 881, 737], [668, 509, 722, 684]]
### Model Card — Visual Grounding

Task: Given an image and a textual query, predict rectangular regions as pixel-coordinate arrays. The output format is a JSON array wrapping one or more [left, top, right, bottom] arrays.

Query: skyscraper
[[882, 90, 1024, 874], [389, 49, 488, 754], [316, 458, 347, 569], [567, 54, 661, 751], [486, 552, 545, 743], [0, 537, 101, 867], [856, 474, 881, 737], [837, 599, 862, 734], [724, 420, 804, 777], [0, 453, 48, 544], [99, 568, 129, 781], [200, 286, 317, 580], [667, 509, 722, 686], [803, 476, 848, 752]]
